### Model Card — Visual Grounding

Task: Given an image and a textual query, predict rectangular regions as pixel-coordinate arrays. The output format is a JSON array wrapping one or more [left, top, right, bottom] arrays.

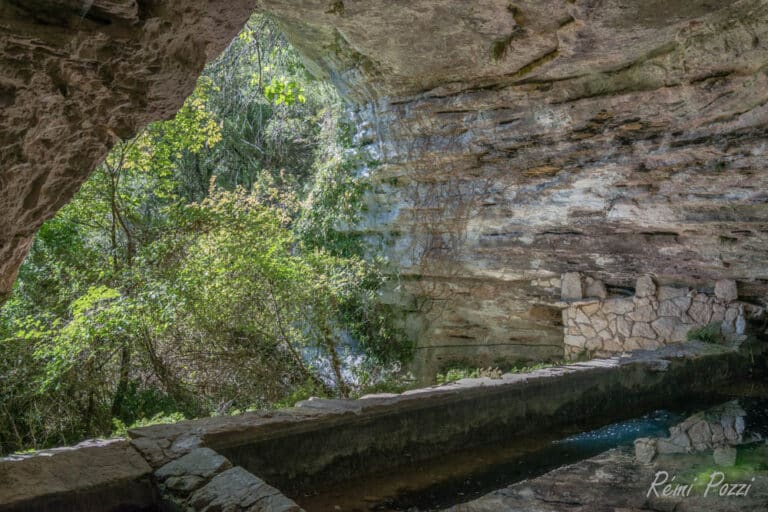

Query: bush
[[686, 322, 724, 344]]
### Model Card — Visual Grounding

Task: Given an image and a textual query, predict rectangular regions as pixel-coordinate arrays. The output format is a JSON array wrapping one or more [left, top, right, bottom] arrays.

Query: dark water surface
[[293, 381, 768, 512]]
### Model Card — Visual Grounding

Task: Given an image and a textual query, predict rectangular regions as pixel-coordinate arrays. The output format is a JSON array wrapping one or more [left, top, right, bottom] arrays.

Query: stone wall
[[561, 274, 762, 359], [0, 439, 156, 512], [129, 342, 764, 493], [1, 341, 765, 511]]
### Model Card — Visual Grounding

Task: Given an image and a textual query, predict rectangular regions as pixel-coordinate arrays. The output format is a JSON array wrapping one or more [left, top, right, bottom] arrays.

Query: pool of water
[[293, 382, 768, 512]]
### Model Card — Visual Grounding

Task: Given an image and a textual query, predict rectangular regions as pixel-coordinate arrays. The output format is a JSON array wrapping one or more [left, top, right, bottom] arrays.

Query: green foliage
[[687, 323, 725, 344], [0, 14, 411, 455], [112, 412, 186, 438], [435, 361, 560, 384], [264, 77, 306, 106], [436, 366, 500, 384]]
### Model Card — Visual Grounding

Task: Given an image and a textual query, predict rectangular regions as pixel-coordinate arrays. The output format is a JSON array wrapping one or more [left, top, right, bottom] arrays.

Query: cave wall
[[261, 0, 768, 378], [0, 0, 254, 301], [3, 1, 768, 379]]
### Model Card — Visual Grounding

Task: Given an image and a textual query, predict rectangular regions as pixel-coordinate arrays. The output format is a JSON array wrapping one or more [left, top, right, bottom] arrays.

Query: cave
[[2, 1, 768, 511]]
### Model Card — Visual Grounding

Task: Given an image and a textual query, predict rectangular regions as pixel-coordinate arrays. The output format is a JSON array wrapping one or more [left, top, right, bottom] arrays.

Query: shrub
[[686, 322, 724, 344]]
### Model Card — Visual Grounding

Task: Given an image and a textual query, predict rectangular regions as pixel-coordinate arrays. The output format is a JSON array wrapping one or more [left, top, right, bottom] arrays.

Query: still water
[[293, 383, 768, 512]]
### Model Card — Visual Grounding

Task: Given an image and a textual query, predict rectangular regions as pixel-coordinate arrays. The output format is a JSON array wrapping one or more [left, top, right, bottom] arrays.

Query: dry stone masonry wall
[[562, 274, 763, 358], [2, 340, 765, 511]]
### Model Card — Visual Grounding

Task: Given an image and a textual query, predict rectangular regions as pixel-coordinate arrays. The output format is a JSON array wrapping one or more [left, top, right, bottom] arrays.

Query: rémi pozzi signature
[[647, 471, 755, 498]]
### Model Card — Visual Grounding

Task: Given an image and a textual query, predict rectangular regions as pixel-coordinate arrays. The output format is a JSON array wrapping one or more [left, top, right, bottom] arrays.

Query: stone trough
[[1, 340, 764, 511]]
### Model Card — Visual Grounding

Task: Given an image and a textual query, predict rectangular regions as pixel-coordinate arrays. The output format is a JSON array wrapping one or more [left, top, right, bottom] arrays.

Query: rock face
[[3, 1, 768, 378], [265, 0, 768, 378], [0, 0, 254, 301]]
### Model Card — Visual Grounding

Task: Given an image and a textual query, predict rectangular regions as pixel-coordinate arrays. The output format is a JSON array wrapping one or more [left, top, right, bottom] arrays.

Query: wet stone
[[634, 437, 657, 463], [584, 277, 608, 299], [713, 446, 737, 467]]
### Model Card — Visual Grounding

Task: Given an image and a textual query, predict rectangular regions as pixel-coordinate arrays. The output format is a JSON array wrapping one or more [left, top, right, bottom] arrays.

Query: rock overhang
[[2, 1, 768, 372]]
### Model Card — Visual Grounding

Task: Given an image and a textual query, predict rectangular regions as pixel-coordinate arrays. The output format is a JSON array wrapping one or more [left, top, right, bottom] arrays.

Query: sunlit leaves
[[263, 77, 306, 106]]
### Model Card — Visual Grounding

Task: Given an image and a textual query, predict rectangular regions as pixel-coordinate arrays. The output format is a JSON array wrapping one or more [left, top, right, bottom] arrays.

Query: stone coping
[[0, 439, 155, 512], [1, 340, 762, 511]]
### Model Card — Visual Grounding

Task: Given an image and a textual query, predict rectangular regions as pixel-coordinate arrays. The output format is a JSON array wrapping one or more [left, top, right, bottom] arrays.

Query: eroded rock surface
[[260, 0, 768, 377], [3, 1, 768, 377], [0, 0, 254, 300]]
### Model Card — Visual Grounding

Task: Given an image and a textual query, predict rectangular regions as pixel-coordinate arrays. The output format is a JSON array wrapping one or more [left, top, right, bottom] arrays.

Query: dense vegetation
[[0, 16, 412, 455]]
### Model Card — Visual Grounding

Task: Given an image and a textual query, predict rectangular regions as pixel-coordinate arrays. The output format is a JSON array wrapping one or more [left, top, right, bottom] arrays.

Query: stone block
[[714, 279, 738, 302], [657, 286, 689, 301], [603, 298, 634, 315], [658, 299, 680, 317], [575, 309, 591, 325], [722, 305, 739, 333], [657, 437, 688, 454], [578, 324, 597, 338], [638, 338, 661, 350], [156, 447, 232, 496], [651, 317, 675, 341], [711, 423, 726, 444], [629, 304, 656, 322], [736, 306, 746, 335], [189, 466, 299, 512], [687, 420, 713, 451], [713, 446, 737, 467], [581, 302, 601, 315], [585, 337, 603, 350], [671, 296, 692, 313], [561, 272, 583, 300], [564, 334, 586, 347], [711, 303, 726, 323], [635, 275, 656, 298], [688, 301, 713, 325], [584, 277, 608, 299], [631, 322, 656, 339], [156, 447, 231, 482], [616, 317, 632, 338], [634, 437, 656, 463], [0, 439, 154, 511], [591, 315, 608, 332]]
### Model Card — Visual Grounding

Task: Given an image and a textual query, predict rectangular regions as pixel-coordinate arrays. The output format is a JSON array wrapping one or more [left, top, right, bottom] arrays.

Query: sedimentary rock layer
[[2, 1, 768, 376], [261, 0, 768, 376]]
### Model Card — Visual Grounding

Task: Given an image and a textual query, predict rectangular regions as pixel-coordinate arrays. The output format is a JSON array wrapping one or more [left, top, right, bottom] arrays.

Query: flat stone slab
[[156, 447, 232, 495], [442, 446, 768, 511], [0, 439, 154, 511], [189, 466, 300, 512]]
